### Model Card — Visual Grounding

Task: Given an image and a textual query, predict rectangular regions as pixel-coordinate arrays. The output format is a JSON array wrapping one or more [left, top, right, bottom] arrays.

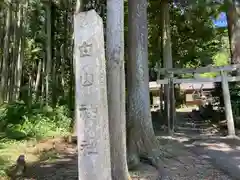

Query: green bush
[[213, 82, 240, 126], [230, 83, 240, 126], [0, 102, 72, 140]]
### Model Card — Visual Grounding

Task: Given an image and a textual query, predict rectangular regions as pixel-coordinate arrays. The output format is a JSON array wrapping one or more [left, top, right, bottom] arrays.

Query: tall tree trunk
[[60, 44, 66, 97], [226, 0, 240, 66], [15, 1, 25, 100], [225, 0, 238, 136], [41, 52, 46, 107], [45, 0, 52, 106], [10, 1, 20, 102], [28, 73, 33, 109], [127, 0, 163, 170], [226, 0, 233, 59], [106, 0, 129, 179], [1, 1, 12, 104], [35, 60, 42, 94], [161, 0, 174, 134], [0, 8, 5, 73], [72, 0, 81, 135], [60, 4, 68, 99], [51, 3, 57, 107]]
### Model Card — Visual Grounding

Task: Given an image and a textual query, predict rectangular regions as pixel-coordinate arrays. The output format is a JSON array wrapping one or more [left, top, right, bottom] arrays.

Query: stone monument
[[74, 10, 112, 180]]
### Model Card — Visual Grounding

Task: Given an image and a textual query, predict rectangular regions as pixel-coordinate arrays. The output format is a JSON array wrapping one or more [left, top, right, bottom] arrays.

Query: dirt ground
[[3, 137, 159, 180], [1, 135, 232, 180]]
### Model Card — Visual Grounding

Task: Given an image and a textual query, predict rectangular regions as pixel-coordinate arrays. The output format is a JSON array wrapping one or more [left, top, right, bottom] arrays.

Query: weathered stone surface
[[74, 10, 111, 180]]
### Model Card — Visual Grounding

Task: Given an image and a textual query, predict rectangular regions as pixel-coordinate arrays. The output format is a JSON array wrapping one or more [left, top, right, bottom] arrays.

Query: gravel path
[[157, 137, 232, 180]]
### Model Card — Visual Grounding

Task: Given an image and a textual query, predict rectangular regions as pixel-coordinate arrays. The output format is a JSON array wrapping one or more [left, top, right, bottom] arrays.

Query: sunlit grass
[[0, 138, 37, 178], [0, 133, 70, 179]]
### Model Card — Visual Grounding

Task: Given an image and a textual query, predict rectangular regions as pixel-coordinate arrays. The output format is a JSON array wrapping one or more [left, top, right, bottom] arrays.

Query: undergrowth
[[0, 101, 72, 140], [0, 101, 72, 178]]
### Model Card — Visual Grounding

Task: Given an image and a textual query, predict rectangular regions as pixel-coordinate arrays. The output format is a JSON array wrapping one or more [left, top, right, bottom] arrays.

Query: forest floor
[[0, 137, 160, 180], [0, 107, 237, 180], [0, 135, 233, 180], [0, 135, 234, 179]]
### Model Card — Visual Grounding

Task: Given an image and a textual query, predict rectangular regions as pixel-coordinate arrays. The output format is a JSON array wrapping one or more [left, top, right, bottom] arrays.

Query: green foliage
[[148, 0, 227, 76], [200, 42, 229, 78], [0, 102, 71, 140], [213, 82, 240, 126], [230, 84, 240, 120]]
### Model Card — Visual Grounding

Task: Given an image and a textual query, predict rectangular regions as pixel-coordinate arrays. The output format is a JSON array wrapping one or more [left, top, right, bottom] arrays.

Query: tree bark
[[41, 51, 46, 107], [161, 0, 174, 134], [60, 44, 66, 97], [75, 0, 83, 14], [9, 1, 16, 102], [60, 4, 68, 99], [0, 7, 5, 73], [224, 0, 238, 136], [226, 0, 240, 67], [106, 0, 129, 179], [127, 0, 162, 170], [51, 3, 57, 107], [45, 0, 52, 106], [1, 1, 12, 103], [35, 60, 42, 93], [15, 1, 25, 100], [226, 0, 233, 59]]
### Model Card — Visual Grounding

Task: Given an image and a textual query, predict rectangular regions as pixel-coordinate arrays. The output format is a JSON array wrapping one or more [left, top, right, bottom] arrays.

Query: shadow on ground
[[1, 109, 235, 180], [171, 134, 240, 180], [24, 152, 78, 179], [152, 108, 240, 179], [3, 137, 159, 180]]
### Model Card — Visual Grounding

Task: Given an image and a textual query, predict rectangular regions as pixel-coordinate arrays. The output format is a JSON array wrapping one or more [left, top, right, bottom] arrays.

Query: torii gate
[[157, 64, 240, 137]]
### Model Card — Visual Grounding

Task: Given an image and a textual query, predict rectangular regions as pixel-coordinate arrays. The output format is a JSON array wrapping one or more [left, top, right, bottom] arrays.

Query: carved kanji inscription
[[79, 104, 97, 119], [80, 65, 94, 87], [79, 41, 93, 57], [79, 139, 98, 155]]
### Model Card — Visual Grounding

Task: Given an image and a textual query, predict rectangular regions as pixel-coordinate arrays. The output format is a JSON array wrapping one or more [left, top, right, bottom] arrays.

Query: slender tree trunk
[[35, 60, 42, 93], [226, 0, 240, 66], [72, 0, 81, 135], [75, 0, 83, 13], [52, 58, 57, 107], [45, 0, 52, 106], [1, 1, 12, 104], [10, 1, 20, 102], [0, 8, 5, 73], [15, 40, 23, 100], [51, 3, 57, 107], [106, 0, 129, 179], [224, 0, 238, 136], [15, 1, 25, 100], [127, 0, 163, 170], [161, 0, 174, 134], [41, 52, 46, 107], [226, 1, 233, 59], [28, 73, 33, 109], [60, 44, 66, 96], [60, 5, 68, 99]]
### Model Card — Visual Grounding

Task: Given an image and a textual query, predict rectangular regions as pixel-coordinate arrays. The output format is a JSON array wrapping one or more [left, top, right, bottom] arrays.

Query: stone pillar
[[74, 10, 112, 180]]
